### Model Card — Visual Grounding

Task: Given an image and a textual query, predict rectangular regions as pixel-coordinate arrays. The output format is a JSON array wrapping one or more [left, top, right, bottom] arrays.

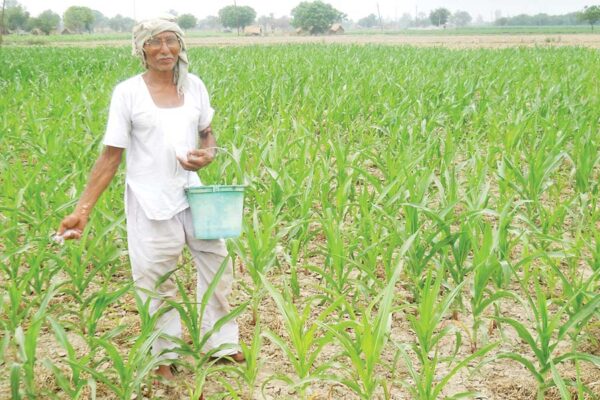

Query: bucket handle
[[185, 146, 237, 188]]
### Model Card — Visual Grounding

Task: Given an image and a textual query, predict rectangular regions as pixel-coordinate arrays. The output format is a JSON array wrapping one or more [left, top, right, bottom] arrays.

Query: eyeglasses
[[144, 37, 181, 50]]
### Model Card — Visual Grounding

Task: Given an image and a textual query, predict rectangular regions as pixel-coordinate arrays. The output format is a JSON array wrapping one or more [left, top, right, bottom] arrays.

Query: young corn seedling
[[164, 255, 248, 354], [350, 183, 404, 295], [44, 317, 97, 399], [74, 288, 173, 399], [315, 208, 358, 295], [495, 277, 600, 399], [59, 235, 106, 304], [81, 328, 163, 399], [11, 285, 56, 398], [161, 256, 247, 398], [23, 241, 63, 296], [570, 130, 599, 195], [80, 283, 131, 337], [230, 206, 287, 323], [401, 203, 460, 303], [398, 268, 497, 399], [320, 236, 415, 399], [4, 268, 36, 333], [498, 132, 566, 219], [217, 322, 263, 399], [261, 276, 342, 398], [468, 223, 519, 352], [2, 242, 56, 332]]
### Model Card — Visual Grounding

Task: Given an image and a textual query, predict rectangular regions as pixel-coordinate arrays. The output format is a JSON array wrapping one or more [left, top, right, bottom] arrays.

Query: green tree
[[495, 17, 509, 26], [451, 10, 471, 27], [177, 13, 197, 30], [91, 9, 108, 31], [579, 5, 600, 31], [429, 7, 450, 27], [31, 9, 60, 34], [218, 5, 256, 34], [291, 1, 345, 34], [358, 13, 378, 28], [5, 3, 28, 31], [63, 6, 94, 33], [108, 14, 135, 32], [495, 12, 583, 26], [197, 15, 221, 30]]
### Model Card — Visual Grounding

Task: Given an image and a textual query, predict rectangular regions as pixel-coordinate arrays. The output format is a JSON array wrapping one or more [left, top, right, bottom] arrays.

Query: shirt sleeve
[[102, 84, 131, 148], [197, 79, 215, 132]]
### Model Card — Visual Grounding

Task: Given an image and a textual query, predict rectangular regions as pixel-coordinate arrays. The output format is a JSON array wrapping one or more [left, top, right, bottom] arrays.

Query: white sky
[[16, 0, 593, 22]]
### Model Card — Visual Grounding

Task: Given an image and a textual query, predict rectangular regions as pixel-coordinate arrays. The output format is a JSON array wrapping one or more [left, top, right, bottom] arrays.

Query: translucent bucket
[[185, 185, 246, 239]]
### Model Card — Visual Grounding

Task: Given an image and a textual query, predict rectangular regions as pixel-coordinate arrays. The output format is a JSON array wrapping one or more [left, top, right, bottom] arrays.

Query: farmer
[[57, 16, 243, 381]]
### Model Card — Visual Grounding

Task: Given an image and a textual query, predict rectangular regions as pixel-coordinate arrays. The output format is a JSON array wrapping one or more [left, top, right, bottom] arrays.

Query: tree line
[[0, 0, 343, 35], [0, 1, 136, 34], [359, 6, 600, 30], [496, 6, 600, 30], [2, 0, 600, 36]]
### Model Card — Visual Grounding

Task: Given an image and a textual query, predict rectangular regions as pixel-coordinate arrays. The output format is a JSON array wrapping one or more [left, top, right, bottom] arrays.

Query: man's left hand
[[177, 148, 215, 171]]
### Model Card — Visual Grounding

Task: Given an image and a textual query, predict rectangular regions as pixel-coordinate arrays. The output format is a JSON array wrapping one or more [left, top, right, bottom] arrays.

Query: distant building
[[329, 23, 344, 34], [244, 25, 262, 36]]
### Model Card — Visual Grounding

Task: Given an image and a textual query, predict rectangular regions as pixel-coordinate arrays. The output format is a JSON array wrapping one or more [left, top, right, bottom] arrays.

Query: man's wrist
[[75, 203, 92, 218]]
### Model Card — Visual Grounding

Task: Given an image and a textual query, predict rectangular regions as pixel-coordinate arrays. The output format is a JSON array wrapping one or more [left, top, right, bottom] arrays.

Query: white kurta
[[103, 73, 212, 219], [102, 74, 239, 360]]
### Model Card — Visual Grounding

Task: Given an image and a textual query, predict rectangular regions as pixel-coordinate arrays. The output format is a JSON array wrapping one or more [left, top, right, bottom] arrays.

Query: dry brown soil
[[48, 33, 600, 49]]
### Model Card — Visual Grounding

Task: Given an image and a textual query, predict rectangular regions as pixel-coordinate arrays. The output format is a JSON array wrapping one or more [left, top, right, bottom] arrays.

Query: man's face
[[143, 31, 181, 72]]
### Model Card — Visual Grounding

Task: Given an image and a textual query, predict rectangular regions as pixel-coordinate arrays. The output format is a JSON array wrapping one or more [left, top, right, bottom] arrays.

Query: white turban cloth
[[132, 16, 189, 95]]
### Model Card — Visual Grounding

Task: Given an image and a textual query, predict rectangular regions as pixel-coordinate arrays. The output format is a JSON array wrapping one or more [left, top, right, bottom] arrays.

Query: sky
[[16, 0, 593, 22]]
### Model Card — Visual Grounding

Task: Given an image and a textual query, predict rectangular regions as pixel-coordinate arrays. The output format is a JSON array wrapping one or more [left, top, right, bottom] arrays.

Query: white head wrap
[[132, 15, 189, 95]]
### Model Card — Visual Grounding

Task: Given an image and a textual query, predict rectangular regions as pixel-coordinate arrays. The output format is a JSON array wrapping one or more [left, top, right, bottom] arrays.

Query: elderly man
[[58, 16, 243, 381]]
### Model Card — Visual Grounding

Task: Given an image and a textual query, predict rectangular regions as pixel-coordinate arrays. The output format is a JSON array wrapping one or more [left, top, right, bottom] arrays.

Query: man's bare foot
[[230, 351, 245, 363], [155, 364, 176, 381]]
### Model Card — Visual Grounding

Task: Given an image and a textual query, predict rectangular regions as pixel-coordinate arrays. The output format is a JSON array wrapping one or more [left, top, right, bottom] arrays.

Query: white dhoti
[[126, 187, 239, 361]]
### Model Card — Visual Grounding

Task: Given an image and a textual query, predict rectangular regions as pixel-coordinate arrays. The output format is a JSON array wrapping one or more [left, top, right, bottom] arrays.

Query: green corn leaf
[[557, 295, 600, 340], [496, 353, 544, 383], [495, 317, 544, 363], [550, 360, 571, 400], [10, 363, 22, 400]]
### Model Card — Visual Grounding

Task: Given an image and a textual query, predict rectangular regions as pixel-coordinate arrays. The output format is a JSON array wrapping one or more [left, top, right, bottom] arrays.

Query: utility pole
[[377, 3, 383, 31], [234, 0, 239, 36], [415, 5, 418, 26], [0, 0, 6, 46]]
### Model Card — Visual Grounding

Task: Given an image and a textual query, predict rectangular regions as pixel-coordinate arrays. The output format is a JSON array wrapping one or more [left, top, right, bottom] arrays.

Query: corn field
[[1, 45, 600, 399]]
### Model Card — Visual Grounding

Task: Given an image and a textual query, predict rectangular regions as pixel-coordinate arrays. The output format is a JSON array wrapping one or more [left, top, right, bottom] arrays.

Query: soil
[[44, 33, 600, 49], [2, 255, 598, 400]]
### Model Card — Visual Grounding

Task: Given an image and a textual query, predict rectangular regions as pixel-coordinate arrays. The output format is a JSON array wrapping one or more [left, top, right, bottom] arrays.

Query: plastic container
[[185, 185, 246, 239]]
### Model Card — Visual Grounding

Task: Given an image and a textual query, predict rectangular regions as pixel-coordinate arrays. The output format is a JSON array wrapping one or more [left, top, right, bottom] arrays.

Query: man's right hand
[[57, 213, 87, 240], [54, 145, 124, 242]]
